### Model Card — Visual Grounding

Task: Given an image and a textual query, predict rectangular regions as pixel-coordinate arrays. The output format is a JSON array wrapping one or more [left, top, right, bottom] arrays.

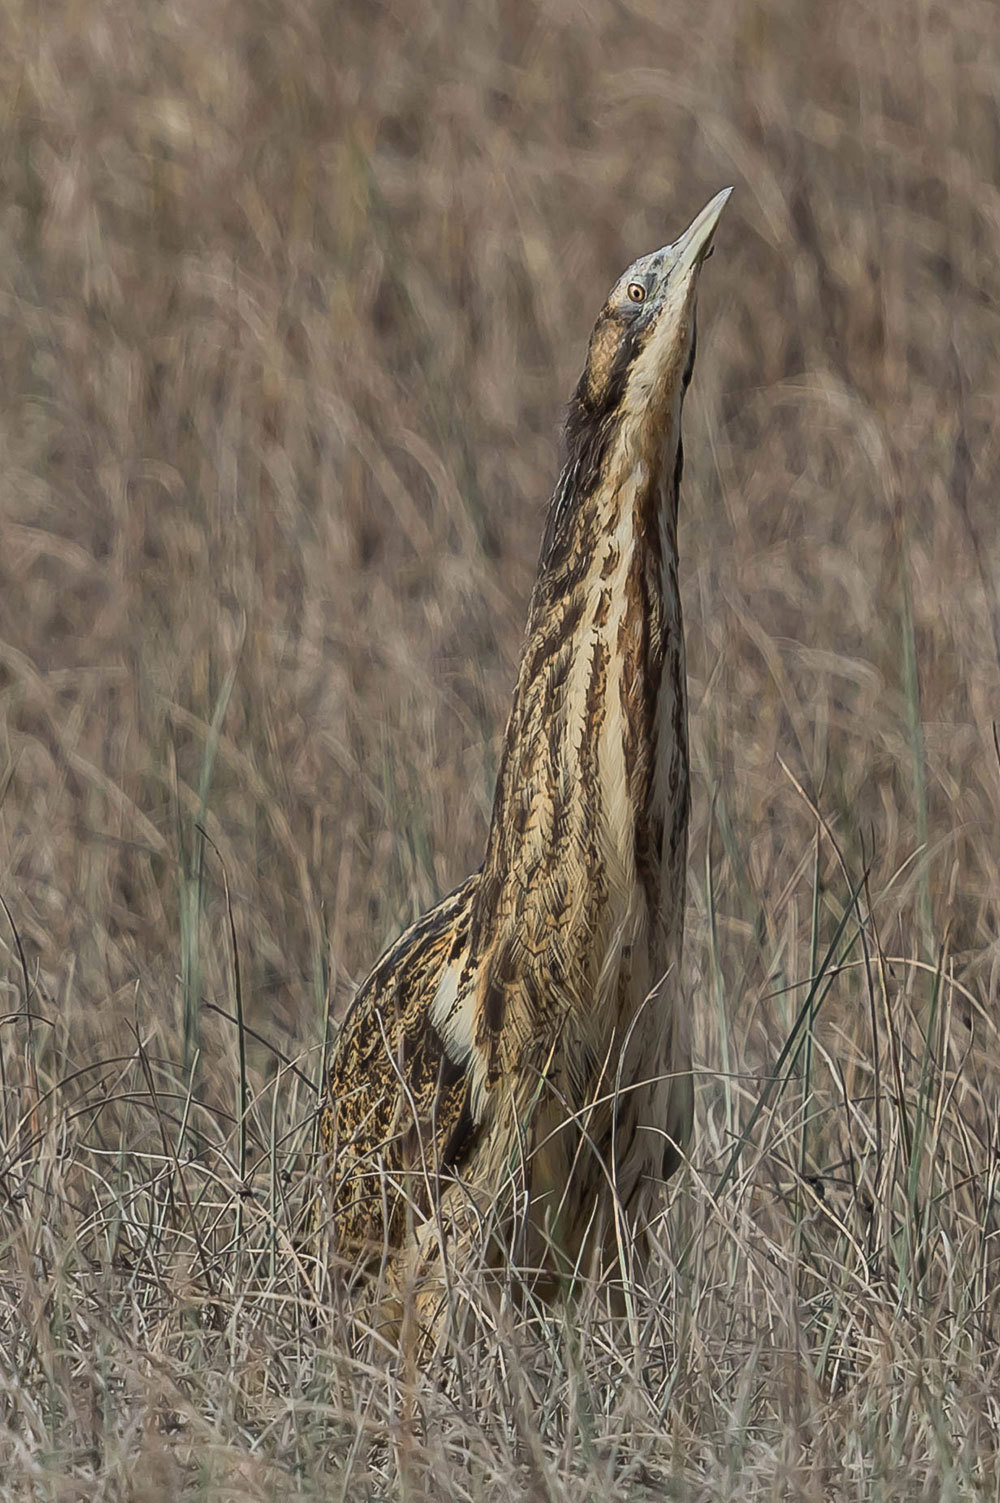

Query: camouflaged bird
[[319, 189, 732, 1345]]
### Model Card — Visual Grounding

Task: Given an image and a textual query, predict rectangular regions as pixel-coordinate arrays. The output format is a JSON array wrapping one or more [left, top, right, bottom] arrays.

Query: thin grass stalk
[[707, 788, 734, 1147], [865, 869, 914, 1278], [178, 646, 242, 1078], [906, 935, 948, 1290], [0, 1001, 8, 1163], [313, 947, 334, 1170], [171, 737, 203, 1084], [895, 501, 933, 958], [796, 825, 822, 1248], [199, 826, 249, 1257], [714, 863, 870, 1204]]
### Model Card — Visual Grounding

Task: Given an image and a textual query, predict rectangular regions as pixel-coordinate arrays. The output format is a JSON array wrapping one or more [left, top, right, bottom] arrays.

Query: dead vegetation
[[1, 0, 1000, 1495]]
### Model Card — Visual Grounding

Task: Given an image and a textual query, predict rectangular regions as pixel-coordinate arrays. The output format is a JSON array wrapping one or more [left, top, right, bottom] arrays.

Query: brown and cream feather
[[319, 189, 732, 1340]]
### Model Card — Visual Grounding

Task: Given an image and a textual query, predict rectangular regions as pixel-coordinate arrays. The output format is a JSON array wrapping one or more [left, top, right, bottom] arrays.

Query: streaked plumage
[[319, 189, 732, 1346]]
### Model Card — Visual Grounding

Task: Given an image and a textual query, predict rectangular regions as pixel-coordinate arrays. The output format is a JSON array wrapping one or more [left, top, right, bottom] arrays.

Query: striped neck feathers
[[539, 300, 696, 585]]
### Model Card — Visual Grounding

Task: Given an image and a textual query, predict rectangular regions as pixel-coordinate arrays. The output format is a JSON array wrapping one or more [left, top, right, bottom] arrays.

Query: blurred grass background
[[2, 0, 1000, 1496]]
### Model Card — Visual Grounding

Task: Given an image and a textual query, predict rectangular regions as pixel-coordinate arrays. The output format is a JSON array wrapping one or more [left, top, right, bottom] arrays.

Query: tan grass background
[[2, 0, 1000, 1496]]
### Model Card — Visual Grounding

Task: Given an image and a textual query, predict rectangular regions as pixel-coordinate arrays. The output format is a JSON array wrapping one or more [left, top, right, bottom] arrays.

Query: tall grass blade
[[713, 864, 869, 1204]]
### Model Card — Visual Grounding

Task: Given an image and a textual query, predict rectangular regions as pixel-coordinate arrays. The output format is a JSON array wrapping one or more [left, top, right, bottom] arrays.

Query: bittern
[[319, 188, 732, 1346]]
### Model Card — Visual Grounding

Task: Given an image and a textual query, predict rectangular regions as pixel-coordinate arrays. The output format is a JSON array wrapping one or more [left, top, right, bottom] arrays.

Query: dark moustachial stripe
[[539, 310, 649, 574]]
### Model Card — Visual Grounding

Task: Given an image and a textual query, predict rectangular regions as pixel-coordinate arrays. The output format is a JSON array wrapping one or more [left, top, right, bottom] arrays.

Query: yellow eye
[[627, 281, 646, 303]]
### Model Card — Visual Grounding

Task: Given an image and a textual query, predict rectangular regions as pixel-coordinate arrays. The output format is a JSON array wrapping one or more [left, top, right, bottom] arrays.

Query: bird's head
[[567, 188, 732, 485]]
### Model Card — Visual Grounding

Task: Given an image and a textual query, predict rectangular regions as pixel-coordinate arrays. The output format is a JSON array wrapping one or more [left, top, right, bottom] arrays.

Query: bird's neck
[[467, 419, 689, 1064]]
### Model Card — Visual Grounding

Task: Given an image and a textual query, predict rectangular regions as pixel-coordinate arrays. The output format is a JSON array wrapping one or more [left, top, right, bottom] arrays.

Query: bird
[[318, 188, 732, 1350]]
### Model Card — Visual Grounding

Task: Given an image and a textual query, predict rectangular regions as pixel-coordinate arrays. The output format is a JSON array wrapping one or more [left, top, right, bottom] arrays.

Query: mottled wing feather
[[320, 873, 480, 1259]]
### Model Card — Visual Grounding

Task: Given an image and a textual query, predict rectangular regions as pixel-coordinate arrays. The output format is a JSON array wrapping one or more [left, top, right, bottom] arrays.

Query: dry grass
[[2, 0, 1000, 1495]]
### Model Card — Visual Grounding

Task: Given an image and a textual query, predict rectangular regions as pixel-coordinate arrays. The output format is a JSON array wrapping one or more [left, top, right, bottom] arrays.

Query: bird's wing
[[319, 872, 482, 1258]]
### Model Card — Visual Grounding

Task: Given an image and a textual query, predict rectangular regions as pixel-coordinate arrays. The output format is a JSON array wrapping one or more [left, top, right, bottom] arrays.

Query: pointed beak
[[671, 187, 733, 279]]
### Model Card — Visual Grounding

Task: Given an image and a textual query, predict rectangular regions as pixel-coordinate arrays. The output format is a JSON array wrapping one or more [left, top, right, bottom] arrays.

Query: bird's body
[[319, 190, 731, 1343]]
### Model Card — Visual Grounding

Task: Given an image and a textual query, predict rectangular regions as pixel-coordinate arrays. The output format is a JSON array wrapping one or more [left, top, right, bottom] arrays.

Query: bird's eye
[[627, 282, 647, 303]]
